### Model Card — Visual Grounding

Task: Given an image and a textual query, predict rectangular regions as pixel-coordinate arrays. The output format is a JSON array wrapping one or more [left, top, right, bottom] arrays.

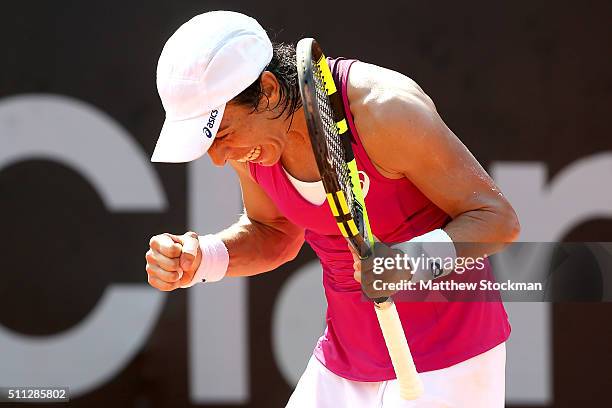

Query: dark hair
[[231, 42, 302, 120]]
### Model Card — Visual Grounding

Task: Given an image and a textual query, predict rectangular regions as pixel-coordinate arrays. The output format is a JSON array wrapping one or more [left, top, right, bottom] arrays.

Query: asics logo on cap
[[202, 109, 219, 138]]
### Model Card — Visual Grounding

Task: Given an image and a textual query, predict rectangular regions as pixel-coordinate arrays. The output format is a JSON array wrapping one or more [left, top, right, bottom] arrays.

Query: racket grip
[[374, 299, 424, 400]]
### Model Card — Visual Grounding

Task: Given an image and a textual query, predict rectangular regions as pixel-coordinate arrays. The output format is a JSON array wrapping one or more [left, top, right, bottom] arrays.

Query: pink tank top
[[249, 58, 510, 381]]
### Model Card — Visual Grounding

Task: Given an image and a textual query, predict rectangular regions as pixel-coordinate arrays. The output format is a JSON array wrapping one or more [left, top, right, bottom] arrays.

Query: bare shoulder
[[346, 61, 443, 175], [347, 61, 436, 114], [227, 159, 295, 224]]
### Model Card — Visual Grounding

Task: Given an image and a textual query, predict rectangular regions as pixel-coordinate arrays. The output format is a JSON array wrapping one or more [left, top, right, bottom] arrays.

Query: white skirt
[[286, 342, 506, 408]]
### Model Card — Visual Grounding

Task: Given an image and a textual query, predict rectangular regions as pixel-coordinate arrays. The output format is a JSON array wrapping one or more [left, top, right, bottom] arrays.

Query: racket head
[[296, 38, 373, 258]]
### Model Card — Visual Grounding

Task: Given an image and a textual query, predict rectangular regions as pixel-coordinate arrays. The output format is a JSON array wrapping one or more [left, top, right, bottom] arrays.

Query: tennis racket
[[296, 38, 424, 400]]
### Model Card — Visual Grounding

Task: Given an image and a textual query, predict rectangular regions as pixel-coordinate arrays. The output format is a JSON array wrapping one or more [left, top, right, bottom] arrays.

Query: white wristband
[[180, 234, 229, 288], [392, 229, 457, 281]]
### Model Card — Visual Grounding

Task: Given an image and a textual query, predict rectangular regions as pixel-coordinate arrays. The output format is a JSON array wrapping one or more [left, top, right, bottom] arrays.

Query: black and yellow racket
[[296, 38, 424, 400]]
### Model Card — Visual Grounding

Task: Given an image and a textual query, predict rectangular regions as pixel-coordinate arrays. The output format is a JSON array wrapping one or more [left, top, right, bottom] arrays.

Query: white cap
[[152, 11, 273, 163]]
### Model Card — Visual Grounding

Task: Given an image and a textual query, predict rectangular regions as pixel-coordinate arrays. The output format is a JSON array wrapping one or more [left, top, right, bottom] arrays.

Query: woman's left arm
[[350, 67, 520, 258]]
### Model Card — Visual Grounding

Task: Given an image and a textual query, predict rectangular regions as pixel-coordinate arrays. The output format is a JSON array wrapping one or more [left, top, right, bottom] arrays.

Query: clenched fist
[[145, 232, 202, 291]]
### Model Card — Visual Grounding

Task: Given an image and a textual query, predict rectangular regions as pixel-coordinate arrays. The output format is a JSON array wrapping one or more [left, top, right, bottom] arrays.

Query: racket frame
[[296, 37, 424, 401]]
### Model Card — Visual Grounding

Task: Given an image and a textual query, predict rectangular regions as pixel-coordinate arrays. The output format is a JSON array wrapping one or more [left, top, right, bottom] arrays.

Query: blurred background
[[1, 1, 611, 407]]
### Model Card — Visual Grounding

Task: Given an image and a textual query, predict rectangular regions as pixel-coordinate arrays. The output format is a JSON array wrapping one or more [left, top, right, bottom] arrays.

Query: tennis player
[[145, 11, 520, 407]]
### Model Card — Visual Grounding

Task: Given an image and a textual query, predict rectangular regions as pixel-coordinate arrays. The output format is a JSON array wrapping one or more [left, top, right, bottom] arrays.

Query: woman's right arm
[[145, 160, 304, 291]]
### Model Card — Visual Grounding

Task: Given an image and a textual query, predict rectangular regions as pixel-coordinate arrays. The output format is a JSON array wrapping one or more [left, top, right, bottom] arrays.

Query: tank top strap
[[328, 57, 394, 184]]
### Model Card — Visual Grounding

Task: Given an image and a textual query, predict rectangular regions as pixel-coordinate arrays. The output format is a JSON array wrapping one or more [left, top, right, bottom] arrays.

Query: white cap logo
[[203, 109, 219, 139]]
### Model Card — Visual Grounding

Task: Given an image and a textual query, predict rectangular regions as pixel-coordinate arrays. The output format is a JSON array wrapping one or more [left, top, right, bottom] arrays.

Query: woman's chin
[[258, 149, 281, 166], [259, 158, 277, 167]]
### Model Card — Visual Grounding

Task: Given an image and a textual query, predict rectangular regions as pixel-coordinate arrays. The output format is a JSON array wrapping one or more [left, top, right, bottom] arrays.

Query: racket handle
[[374, 299, 424, 400]]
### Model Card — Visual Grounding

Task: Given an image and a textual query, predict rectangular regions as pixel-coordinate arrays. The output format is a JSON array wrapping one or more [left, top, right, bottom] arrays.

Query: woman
[[146, 10, 519, 407]]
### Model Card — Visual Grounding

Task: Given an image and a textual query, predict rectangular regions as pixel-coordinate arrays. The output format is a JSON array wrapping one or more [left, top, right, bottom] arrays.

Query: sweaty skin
[[146, 63, 520, 291]]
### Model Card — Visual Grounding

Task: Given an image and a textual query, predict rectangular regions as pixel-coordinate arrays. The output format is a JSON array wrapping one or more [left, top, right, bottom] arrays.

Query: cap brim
[[151, 103, 226, 163]]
